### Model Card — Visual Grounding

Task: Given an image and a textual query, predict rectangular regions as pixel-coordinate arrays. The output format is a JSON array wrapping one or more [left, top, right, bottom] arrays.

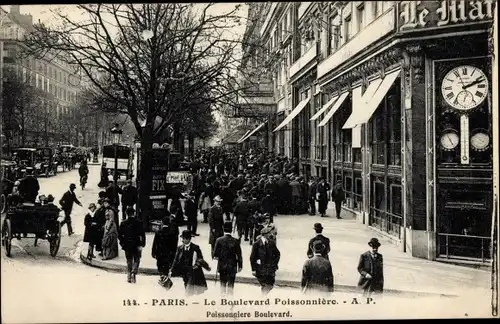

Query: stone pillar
[[402, 44, 434, 259]]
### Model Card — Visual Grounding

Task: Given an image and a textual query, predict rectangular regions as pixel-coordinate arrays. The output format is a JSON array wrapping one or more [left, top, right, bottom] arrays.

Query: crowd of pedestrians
[[80, 147, 384, 298]]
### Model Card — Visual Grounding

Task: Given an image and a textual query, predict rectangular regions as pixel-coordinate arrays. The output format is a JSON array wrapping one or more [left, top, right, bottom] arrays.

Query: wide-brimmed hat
[[180, 230, 192, 239], [214, 195, 223, 202], [88, 203, 97, 209], [368, 238, 381, 248], [103, 197, 112, 203], [313, 223, 323, 231]]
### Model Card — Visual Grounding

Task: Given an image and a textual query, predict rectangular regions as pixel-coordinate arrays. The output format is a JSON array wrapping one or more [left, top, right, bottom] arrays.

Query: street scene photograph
[[0, 1, 498, 322]]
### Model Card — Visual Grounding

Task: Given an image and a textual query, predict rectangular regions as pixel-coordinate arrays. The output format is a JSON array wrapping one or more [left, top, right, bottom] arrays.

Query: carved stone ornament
[[405, 44, 424, 83]]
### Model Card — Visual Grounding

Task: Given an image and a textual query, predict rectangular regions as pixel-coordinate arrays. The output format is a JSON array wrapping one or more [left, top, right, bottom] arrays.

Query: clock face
[[441, 65, 489, 111], [440, 130, 459, 150], [470, 132, 490, 151]]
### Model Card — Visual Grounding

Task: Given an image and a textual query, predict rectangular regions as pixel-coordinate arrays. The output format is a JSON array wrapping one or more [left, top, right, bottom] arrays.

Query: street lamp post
[[110, 123, 123, 210]]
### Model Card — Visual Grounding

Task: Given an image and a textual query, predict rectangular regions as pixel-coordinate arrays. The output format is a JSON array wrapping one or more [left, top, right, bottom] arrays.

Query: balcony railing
[[438, 233, 492, 262]]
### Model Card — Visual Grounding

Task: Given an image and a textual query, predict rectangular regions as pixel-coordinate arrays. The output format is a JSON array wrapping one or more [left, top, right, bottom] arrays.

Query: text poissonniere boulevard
[[206, 311, 292, 318]]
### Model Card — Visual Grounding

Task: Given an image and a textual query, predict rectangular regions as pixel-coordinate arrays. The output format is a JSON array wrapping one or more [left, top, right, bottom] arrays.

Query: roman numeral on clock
[[454, 71, 460, 78], [477, 84, 486, 88], [475, 91, 484, 98], [444, 86, 452, 90], [462, 67, 467, 75], [446, 92, 454, 99]]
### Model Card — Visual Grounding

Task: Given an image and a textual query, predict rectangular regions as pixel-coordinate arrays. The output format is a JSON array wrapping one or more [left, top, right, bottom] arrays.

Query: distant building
[[1, 5, 82, 146]]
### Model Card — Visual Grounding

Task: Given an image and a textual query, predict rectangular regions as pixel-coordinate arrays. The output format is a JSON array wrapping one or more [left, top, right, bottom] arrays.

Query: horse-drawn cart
[[1, 203, 62, 257]]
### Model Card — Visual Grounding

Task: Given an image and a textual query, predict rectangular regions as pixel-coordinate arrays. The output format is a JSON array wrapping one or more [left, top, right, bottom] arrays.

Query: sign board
[[149, 148, 169, 222], [398, 0, 495, 31], [166, 171, 191, 184]]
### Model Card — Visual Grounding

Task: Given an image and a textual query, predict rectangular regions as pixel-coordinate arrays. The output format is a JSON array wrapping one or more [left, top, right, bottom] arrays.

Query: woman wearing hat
[[83, 203, 99, 260], [357, 238, 384, 296]]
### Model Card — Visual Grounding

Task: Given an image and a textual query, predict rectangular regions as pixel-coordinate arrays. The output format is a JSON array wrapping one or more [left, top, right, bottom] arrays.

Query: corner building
[[243, 1, 496, 263]]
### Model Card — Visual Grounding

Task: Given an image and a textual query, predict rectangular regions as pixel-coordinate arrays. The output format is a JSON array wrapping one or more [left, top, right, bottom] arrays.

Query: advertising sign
[[149, 148, 169, 222], [398, 0, 495, 32]]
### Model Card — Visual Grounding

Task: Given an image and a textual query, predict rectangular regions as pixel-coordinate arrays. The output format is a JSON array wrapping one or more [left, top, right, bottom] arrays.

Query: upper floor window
[[344, 15, 351, 42], [328, 14, 340, 55], [356, 3, 365, 33], [372, 1, 380, 19]]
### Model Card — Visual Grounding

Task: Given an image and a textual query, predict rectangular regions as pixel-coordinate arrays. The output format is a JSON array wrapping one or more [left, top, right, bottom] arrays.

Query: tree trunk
[[138, 125, 154, 231], [188, 133, 194, 159]]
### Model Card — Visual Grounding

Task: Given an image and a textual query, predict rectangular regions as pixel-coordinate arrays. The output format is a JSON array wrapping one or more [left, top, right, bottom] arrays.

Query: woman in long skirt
[[101, 209, 119, 260]]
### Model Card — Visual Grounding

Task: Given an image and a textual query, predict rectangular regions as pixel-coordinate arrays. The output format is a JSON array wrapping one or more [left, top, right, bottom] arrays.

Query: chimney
[[10, 5, 20, 14]]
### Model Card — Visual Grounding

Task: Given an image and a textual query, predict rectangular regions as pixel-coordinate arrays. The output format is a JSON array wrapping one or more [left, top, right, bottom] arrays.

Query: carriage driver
[[18, 167, 40, 204]]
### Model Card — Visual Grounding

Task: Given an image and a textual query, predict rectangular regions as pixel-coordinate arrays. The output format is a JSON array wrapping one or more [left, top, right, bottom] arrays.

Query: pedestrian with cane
[[212, 222, 242, 296]]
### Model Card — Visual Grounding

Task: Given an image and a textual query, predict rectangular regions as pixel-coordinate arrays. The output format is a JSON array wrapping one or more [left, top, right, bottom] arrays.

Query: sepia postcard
[[0, 1, 498, 322]]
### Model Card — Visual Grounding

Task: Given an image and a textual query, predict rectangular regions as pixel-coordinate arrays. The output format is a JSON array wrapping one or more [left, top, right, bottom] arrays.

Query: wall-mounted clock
[[441, 65, 489, 111], [470, 129, 490, 151], [440, 129, 459, 151]]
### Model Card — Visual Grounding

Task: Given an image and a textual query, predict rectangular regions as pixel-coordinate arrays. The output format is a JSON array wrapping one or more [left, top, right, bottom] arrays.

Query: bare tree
[[22, 3, 256, 228]]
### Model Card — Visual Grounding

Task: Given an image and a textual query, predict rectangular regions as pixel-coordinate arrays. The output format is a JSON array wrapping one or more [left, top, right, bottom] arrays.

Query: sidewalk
[[80, 210, 491, 298]]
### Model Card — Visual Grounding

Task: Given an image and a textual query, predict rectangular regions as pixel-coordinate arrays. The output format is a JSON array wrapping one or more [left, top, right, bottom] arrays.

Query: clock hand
[[463, 77, 485, 90], [447, 135, 454, 147]]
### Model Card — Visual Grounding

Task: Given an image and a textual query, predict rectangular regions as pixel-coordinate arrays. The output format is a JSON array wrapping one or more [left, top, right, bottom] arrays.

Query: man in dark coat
[[208, 195, 225, 255], [307, 223, 331, 260], [105, 182, 123, 212], [152, 216, 179, 279], [308, 177, 317, 215], [93, 198, 107, 255], [98, 163, 109, 188], [212, 222, 243, 296], [331, 181, 345, 219], [59, 183, 83, 236], [250, 226, 281, 295], [183, 191, 199, 236], [357, 238, 384, 296], [121, 179, 138, 221], [118, 207, 146, 283], [301, 241, 334, 296], [316, 178, 330, 217], [233, 193, 251, 241], [169, 230, 208, 296], [17, 167, 40, 203], [260, 190, 276, 222], [220, 185, 235, 221]]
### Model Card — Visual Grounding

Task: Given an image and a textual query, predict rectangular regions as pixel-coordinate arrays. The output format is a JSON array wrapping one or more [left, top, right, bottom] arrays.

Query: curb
[[79, 251, 457, 298]]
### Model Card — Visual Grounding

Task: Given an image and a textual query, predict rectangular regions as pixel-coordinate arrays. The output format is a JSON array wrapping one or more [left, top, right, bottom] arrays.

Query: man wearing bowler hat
[[357, 238, 384, 296], [59, 183, 83, 235], [169, 230, 206, 296], [250, 226, 281, 295], [212, 222, 243, 296], [307, 223, 331, 260], [208, 195, 225, 255]]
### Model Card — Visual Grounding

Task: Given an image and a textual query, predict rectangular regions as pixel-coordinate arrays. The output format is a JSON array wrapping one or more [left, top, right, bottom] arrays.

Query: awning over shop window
[[317, 92, 350, 127], [310, 95, 338, 121], [237, 130, 251, 144], [273, 97, 311, 132], [343, 69, 400, 129], [239, 121, 267, 143]]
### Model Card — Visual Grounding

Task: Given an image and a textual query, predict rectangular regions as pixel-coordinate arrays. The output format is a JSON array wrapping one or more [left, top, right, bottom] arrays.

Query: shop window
[[343, 130, 352, 162], [353, 173, 363, 211], [390, 184, 402, 217], [370, 180, 386, 230], [388, 88, 401, 166], [372, 112, 385, 165], [353, 148, 362, 163]]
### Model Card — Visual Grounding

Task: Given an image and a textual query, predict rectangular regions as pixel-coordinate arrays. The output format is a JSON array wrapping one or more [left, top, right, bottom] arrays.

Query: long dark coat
[[208, 205, 224, 246], [301, 255, 334, 295], [170, 243, 209, 295], [250, 238, 280, 277], [357, 251, 384, 293], [152, 225, 179, 274], [83, 211, 101, 245]]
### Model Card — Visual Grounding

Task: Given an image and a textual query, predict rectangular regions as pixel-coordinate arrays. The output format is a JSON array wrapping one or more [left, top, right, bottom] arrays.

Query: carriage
[[35, 147, 58, 177], [1, 202, 62, 257], [1, 160, 18, 214], [12, 148, 37, 177]]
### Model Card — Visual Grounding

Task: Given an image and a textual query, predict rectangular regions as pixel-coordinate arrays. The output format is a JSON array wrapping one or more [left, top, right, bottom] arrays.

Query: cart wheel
[[49, 222, 61, 257], [1, 194, 6, 214], [2, 219, 12, 257]]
